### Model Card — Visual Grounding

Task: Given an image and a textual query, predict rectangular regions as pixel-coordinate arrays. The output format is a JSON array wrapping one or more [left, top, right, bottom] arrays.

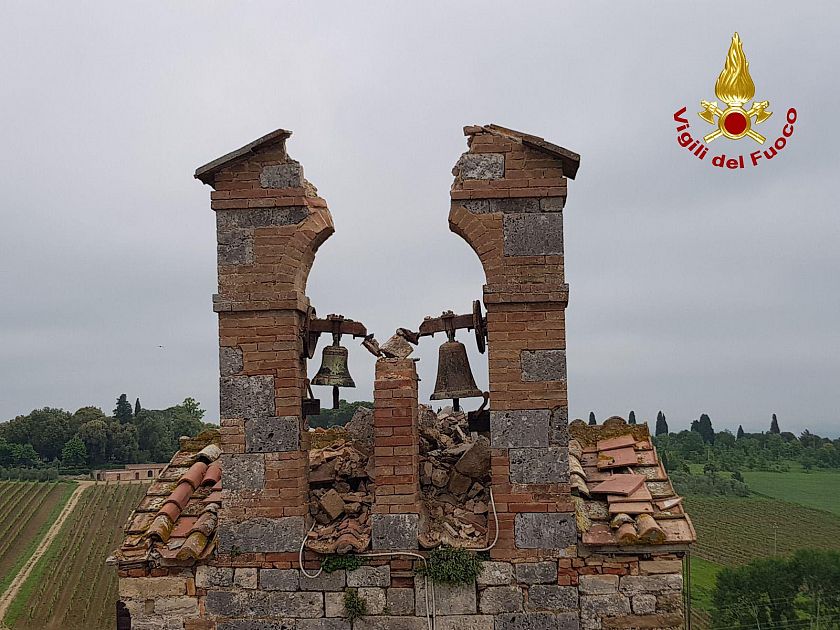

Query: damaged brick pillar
[[195, 129, 334, 567], [371, 357, 421, 549], [449, 124, 581, 559]]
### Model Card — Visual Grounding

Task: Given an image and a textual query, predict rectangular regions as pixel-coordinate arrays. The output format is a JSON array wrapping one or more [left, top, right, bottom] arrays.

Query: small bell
[[311, 333, 355, 409], [430, 330, 483, 412]]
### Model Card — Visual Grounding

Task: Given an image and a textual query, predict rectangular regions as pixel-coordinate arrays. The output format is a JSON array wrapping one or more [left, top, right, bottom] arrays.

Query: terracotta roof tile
[[591, 474, 646, 496], [597, 446, 638, 470], [203, 461, 222, 487], [608, 501, 654, 515], [179, 461, 208, 490], [597, 435, 637, 452]]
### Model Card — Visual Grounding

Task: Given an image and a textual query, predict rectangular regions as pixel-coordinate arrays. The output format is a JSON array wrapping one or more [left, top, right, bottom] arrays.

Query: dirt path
[[0, 481, 93, 628]]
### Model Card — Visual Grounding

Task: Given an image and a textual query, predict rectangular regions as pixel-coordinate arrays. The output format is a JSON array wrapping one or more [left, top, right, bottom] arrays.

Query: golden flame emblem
[[698, 33, 772, 143]]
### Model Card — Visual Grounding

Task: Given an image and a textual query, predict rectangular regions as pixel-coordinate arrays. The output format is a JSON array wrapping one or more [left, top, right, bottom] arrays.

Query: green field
[[743, 469, 840, 516]]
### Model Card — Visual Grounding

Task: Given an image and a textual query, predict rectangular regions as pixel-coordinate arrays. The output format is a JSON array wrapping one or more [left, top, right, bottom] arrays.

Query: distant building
[[94, 463, 167, 482]]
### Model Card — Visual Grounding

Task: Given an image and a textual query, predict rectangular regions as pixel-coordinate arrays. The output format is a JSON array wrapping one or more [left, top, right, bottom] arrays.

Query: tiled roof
[[570, 417, 696, 549], [110, 429, 222, 568]]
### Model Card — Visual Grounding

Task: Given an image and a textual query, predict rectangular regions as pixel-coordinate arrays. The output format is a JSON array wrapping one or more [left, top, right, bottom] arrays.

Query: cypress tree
[[113, 394, 133, 424], [770, 413, 780, 434], [628, 410, 637, 425], [134, 398, 141, 417], [655, 411, 669, 436], [588, 412, 597, 426], [737, 425, 745, 440]]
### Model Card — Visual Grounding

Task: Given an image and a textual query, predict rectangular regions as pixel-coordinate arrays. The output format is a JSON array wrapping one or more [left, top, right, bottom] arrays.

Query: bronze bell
[[312, 334, 355, 409], [430, 332, 483, 412]]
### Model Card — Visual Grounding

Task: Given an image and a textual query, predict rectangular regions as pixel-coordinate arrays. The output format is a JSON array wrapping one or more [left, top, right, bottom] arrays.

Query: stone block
[[632, 594, 657, 615], [347, 565, 391, 588], [435, 616, 494, 630], [462, 199, 490, 213], [386, 588, 414, 615], [619, 574, 683, 595], [324, 591, 344, 617], [578, 574, 619, 595], [298, 621, 350, 630], [353, 617, 427, 630], [358, 587, 387, 614], [218, 228, 254, 266], [514, 513, 576, 549], [490, 198, 540, 213], [260, 163, 304, 188], [221, 453, 265, 491], [540, 197, 565, 212], [478, 585, 523, 613], [476, 561, 514, 586], [217, 516, 304, 554], [416, 581, 476, 615], [195, 566, 233, 588], [509, 448, 569, 484], [217, 622, 295, 630], [503, 213, 563, 256], [514, 561, 557, 585], [260, 568, 300, 591], [245, 416, 300, 453], [219, 346, 244, 376], [300, 569, 345, 591], [234, 567, 258, 589], [549, 407, 569, 447], [521, 349, 567, 383], [527, 585, 578, 612], [495, 612, 580, 630], [220, 375, 275, 419], [205, 590, 323, 618], [657, 592, 683, 613], [490, 410, 550, 448], [119, 576, 186, 599], [602, 613, 683, 629], [216, 207, 309, 231], [639, 560, 683, 575], [154, 596, 198, 616], [454, 436, 491, 479], [580, 593, 631, 618], [371, 514, 418, 550], [458, 153, 504, 179]]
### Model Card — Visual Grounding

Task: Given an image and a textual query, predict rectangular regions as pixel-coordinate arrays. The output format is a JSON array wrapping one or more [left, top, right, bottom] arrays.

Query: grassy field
[[0, 481, 76, 596], [743, 469, 840, 516], [3, 482, 147, 630]]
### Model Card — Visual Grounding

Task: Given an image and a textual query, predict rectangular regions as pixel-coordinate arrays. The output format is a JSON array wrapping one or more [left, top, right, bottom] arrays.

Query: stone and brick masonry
[[113, 125, 692, 630]]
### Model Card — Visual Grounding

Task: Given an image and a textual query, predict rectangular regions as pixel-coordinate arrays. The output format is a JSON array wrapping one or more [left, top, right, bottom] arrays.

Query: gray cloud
[[0, 1, 837, 437]]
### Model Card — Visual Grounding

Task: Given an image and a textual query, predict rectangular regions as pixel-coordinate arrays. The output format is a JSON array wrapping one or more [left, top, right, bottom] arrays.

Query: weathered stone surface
[[479, 585, 523, 613], [527, 585, 578, 612], [602, 613, 683, 629], [260, 162, 303, 188], [319, 488, 345, 520], [549, 406, 569, 446], [195, 566, 233, 589], [540, 197, 565, 212], [495, 612, 580, 630], [580, 593, 631, 618], [371, 514, 418, 549], [260, 568, 300, 591], [578, 574, 619, 595], [220, 346, 244, 376], [656, 592, 683, 613], [462, 199, 490, 213], [503, 213, 563, 256], [220, 375, 275, 419], [245, 416, 299, 453], [386, 588, 414, 615], [435, 616, 494, 630], [509, 447, 569, 484], [298, 620, 349, 630], [358, 587, 387, 614], [324, 591, 344, 617], [448, 470, 472, 494], [345, 406, 374, 454], [300, 569, 345, 591], [216, 206, 309, 230], [217, 621, 295, 630], [354, 617, 427, 630], [154, 596, 198, 616], [619, 574, 683, 595], [217, 516, 304, 554], [490, 410, 550, 448], [491, 198, 541, 213], [458, 153, 504, 179], [521, 349, 567, 383], [380, 334, 414, 359], [234, 567, 258, 589], [205, 590, 323, 618], [347, 565, 390, 588], [416, 581, 476, 615], [221, 453, 265, 491], [514, 561, 557, 585], [639, 560, 683, 575], [454, 436, 491, 478], [514, 512, 576, 549], [119, 576, 185, 599], [477, 561, 514, 586], [632, 594, 657, 615], [218, 228, 254, 266]]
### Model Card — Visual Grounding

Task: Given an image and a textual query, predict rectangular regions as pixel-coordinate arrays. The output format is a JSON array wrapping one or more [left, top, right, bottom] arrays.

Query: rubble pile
[[305, 411, 374, 554], [418, 405, 491, 549]]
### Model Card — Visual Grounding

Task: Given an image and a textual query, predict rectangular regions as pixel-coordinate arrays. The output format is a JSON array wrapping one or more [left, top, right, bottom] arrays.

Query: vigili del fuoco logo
[[674, 33, 797, 169]]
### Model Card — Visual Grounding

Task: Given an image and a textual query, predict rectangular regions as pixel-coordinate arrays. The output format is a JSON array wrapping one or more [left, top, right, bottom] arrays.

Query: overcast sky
[[1, 2, 838, 437]]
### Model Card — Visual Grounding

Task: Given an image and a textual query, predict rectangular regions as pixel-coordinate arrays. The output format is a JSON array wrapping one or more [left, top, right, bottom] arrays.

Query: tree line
[[0, 394, 214, 472]]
